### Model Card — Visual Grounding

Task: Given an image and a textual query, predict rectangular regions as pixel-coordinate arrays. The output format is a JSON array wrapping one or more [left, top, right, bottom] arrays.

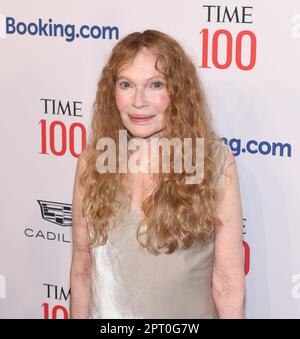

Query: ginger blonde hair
[[80, 30, 224, 254]]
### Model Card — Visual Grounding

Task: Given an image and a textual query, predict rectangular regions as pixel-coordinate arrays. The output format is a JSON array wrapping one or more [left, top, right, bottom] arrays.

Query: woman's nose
[[132, 87, 148, 108]]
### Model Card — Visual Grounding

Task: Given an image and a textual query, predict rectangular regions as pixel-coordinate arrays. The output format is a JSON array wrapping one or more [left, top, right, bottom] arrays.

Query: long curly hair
[[80, 29, 224, 255]]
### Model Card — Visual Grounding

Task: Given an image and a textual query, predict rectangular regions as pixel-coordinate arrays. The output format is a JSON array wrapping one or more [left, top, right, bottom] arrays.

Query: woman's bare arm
[[212, 150, 245, 318], [70, 150, 92, 319]]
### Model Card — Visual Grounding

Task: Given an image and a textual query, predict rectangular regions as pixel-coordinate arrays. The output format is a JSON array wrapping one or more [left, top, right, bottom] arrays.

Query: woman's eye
[[119, 81, 131, 89], [149, 81, 164, 89]]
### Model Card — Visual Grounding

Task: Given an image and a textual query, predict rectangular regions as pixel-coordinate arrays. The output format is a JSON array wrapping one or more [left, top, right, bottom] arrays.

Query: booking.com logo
[[0, 15, 119, 42], [223, 137, 292, 157]]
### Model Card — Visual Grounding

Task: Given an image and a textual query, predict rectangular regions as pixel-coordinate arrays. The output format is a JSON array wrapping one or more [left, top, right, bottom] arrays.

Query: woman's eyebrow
[[116, 75, 165, 82]]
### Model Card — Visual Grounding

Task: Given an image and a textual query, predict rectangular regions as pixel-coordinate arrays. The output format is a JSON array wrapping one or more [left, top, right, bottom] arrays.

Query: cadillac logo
[[37, 200, 72, 227]]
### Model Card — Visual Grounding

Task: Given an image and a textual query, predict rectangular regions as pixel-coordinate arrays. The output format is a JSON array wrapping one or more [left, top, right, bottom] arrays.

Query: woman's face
[[115, 48, 170, 139]]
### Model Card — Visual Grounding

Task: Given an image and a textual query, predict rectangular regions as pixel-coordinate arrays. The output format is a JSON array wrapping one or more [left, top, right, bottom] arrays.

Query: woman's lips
[[128, 114, 155, 122]]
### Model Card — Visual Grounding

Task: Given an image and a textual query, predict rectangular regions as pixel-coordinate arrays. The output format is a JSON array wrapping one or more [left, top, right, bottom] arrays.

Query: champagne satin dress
[[88, 142, 230, 319]]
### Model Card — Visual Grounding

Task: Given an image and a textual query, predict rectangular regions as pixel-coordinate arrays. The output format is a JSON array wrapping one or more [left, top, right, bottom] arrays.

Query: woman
[[70, 30, 245, 319]]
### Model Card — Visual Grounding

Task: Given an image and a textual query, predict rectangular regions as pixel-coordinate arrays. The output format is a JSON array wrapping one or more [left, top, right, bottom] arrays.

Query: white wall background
[[0, 0, 299, 318]]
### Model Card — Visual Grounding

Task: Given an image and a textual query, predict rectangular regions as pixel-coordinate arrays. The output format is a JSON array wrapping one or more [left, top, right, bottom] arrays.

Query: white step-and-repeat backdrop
[[0, 0, 299, 318]]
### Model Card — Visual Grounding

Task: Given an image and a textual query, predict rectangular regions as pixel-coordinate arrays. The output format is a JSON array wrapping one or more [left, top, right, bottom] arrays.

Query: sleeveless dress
[[88, 142, 230, 319]]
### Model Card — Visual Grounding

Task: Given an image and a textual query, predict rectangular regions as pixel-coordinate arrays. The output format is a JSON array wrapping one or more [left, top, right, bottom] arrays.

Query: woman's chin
[[125, 126, 166, 140], [129, 131, 162, 140]]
